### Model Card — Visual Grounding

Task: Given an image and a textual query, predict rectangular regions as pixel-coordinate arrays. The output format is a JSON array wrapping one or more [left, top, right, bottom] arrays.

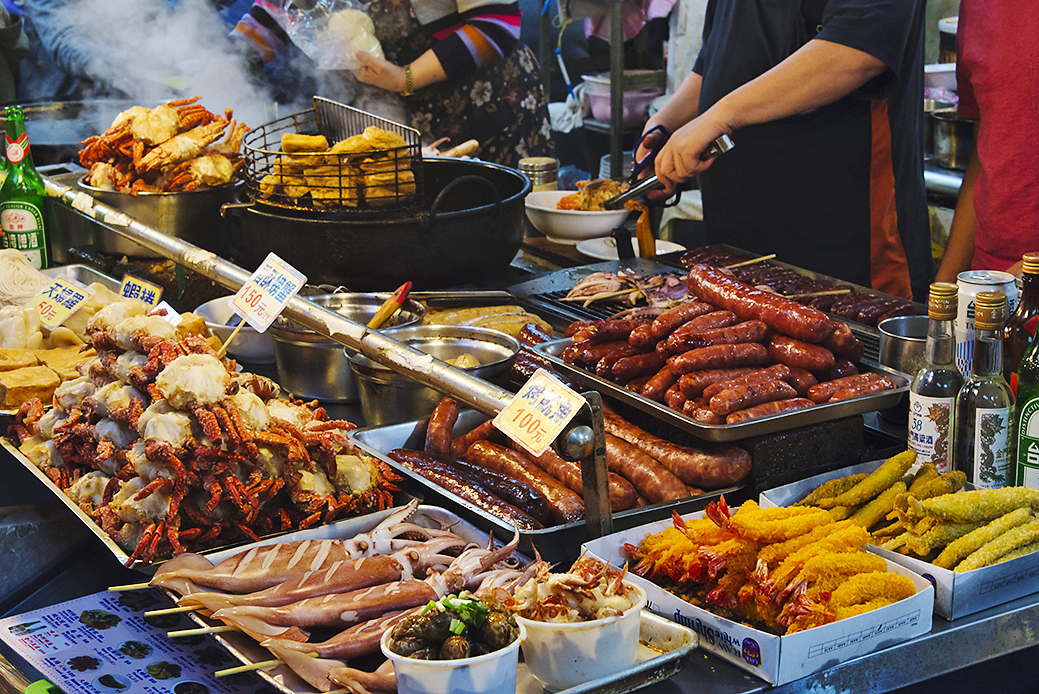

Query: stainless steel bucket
[[931, 109, 976, 171]]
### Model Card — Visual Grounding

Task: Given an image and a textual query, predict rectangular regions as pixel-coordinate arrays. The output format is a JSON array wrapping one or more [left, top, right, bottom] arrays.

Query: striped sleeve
[[230, 1, 291, 65], [427, 2, 521, 81]]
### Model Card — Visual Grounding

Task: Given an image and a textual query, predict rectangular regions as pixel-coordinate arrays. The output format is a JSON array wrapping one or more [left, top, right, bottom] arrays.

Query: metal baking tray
[[350, 410, 740, 565], [41, 263, 121, 292], [533, 339, 910, 442]]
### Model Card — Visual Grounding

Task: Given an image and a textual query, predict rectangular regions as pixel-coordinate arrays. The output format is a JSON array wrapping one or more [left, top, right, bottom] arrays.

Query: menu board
[[0, 589, 277, 694]]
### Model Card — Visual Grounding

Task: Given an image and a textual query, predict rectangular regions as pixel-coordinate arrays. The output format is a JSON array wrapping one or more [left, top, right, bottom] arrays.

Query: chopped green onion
[[450, 618, 465, 635], [419, 600, 438, 615]]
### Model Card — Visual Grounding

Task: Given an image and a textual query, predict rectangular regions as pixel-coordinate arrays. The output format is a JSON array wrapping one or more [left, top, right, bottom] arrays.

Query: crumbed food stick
[[795, 473, 868, 507], [956, 519, 1039, 572], [904, 520, 985, 558], [818, 450, 917, 509], [907, 464, 940, 494], [851, 481, 906, 531], [911, 470, 967, 500], [994, 541, 1039, 565], [905, 488, 1039, 523], [935, 507, 1036, 569]]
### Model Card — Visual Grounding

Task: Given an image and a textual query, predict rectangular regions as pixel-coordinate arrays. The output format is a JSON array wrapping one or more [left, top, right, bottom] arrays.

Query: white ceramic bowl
[[513, 583, 646, 691], [381, 620, 525, 694], [193, 295, 276, 363], [524, 190, 632, 244]]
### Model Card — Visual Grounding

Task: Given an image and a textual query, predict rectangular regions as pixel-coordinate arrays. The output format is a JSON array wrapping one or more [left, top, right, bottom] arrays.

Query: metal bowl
[[349, 325, 520, 427], [193, 295, 276, 363], [269, 293, 426, 402], [77, 178, 239, 258], [878, 314, 929, 377]]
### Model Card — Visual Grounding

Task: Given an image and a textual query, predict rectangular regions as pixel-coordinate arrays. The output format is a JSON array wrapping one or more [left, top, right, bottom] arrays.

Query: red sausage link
[[767, 334, 836, 373], [725, 398, 816, 423], [686, 403, 726, 424], [649, 301, 716, 338], [518, 323, 555, 347], [527, 447, 638, 511], [605, 434, 693, 503], [709, 379, 798, 415], [820, 321, 865, 361], [664, 382, 687, 410], [701, 364, 793, 400], [829, 375, 898, 401], [815, 358, 860, 382], [612, 352, 667, 383], [676, 368, 758, 399], [574, 341, 638, 368], [582, 319, 650, 346], [782, 366, 819, 397], [663, 320, 770, 354], [627, 323, 659, 348], [640, 364, 679, 402], [450, 419, 506, 458], [667, 342, 770, 375], [661, 310, 740, 354], [806, 372, 885, 403], [425, 397, 459, 458], [564, 320, 597, 338], [686, 264, 835, 343]]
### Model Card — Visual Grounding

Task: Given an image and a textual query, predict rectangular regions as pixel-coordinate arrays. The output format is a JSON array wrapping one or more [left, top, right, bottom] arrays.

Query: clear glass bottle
[[1004, 251, 1039, 391], [954, 291, 1014, 488], [908, 282, 963, 472], [0, 105, 49, 269]]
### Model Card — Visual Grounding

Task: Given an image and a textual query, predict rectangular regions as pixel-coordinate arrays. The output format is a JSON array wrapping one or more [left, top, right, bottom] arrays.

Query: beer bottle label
[[1016, 398, 1039, 488], [971, 406, 1011, 489], [908, 393, 954, 472], [0, 202, 47, 269], [5, 132, 28, 165]]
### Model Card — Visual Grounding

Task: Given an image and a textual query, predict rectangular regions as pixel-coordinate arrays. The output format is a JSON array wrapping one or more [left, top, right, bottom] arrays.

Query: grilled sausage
[[605, 434, 693, 503], [450, 419, 507, 458], [664, 382, 687, 410], [663, 320, 770, 353], [518, 323, 555, 346], [767, 334, 836, 373], [806, 372, 886, 403], [640, 364, 679, 402], [676, 368, 759, 399], [829, 375, 898, 401], [660, 310, 740, 354], [464, 441, 585, 525], [701, 364, 793, 400], [667, 342, 770, 375], [564, 320, 597, 338], [814, 358, 860, 382], [782, 366, 819, 396], [686, 402, 726, 424], [649, 301, 716, 338], [527, 447, 638, 511], [424, 397, 459, 458], [725, 398, 816, 423], [819, 321, 865, 361], [612, 352, 667, 383], [708, 379, 798, 415]]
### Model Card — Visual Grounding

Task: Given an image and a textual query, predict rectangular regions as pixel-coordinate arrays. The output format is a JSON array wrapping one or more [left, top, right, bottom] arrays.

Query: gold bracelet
[[402, 64, 414, 96]]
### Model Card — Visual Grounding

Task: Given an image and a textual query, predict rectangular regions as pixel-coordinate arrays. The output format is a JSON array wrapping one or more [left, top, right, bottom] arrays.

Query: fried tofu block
[[0, 348, 39, 372], [35, 346, 94, 380], [281, 133, 330, 153], [0, 365, 61, 408]]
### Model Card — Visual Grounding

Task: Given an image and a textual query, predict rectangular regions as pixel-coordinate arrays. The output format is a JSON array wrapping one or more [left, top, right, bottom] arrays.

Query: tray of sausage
[[349, 405, 747, 564]]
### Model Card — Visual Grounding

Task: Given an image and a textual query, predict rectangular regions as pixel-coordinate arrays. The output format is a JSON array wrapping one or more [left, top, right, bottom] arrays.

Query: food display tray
[[533, 339, 910, 442], [350, 410, 741, 564]]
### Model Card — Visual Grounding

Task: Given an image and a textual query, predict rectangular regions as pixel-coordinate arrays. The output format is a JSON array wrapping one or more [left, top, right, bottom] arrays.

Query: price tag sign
[[119, 274, 163, 306], [493, 368, 585, 457], [26, 278, 95, 330], [152, 300, 183, 326], [231, 252, 307, 333]]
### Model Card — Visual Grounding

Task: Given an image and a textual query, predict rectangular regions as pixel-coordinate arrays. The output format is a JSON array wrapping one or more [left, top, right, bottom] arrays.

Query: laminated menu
[[0, 589, 270, 694]]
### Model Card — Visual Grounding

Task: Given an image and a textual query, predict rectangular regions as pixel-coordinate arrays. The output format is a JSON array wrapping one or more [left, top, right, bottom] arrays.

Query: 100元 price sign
[[493, 369, 586, 457]]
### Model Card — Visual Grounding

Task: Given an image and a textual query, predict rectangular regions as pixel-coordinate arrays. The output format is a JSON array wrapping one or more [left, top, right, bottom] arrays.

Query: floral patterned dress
[[366, 0, 555, 168]]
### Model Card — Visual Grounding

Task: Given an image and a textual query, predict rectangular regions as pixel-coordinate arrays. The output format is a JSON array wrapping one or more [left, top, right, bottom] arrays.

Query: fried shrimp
[[718, 505, 833, 543], [818, 450, 917, 509], [903, 488, 1039, 523], [830, 572, 916, 607], [954, 517, 1039, 572], [755, 519, 859, 569]]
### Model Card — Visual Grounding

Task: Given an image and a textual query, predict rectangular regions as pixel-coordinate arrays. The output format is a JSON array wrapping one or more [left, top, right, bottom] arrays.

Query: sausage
[[819, 321, 865, 361], [518, 323, 555, 347], [509, 347, 564, 387], [701, 364, 793, 400], [767, 334, 836, 373], [464, 441, 585, 525], [527, 447, 638, 511], [595, 349, 634, 379], [676, 368, 759, 399], [627, 323, 659, 349], [423, 454, 553, 525], [564, 320, 597, 338], [664, 320, 770, 354], [579, 319, 649, 346], [708, 379, 798, 415], [612, 352, 667, 383], [602, 406, 752, 488], [568, 340, 638, 368], [649, 301, 716, 338], [605, 433, 693, 504], [450, 419, 506, 458], [387, 449, 543, 530], [664, 382, 687, 410], [640, 364, 679, 402], [667, 342, 771, 375], [814, 358, 860, 382], [624, 374, 653, 393], [782, 366, 819, 397], [829, 375, 898, 401], [686, 402, 726, 424], [806, 372, 886, 404], [424, 397, 458, 458], [686, 264, 835, 343], [725, 398, 816, 424], [660, 310, 740, 354]]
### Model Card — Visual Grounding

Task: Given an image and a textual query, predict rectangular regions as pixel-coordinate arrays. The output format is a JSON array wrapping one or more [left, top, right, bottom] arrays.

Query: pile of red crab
[[78, 96, 249, 194], [11, 299, 399, 565], [679, 244, 918, 326]]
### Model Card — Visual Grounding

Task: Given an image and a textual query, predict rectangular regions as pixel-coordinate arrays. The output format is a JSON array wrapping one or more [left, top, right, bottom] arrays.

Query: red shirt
[[956, 0, 1039, 271]]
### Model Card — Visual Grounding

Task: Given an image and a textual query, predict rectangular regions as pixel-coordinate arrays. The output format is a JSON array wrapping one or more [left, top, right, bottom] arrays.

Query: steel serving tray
[[534, 339, 910, 442], [349, 410, 740, 565]]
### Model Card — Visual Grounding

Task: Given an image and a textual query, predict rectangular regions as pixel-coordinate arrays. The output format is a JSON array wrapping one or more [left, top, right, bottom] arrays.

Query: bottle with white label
[[908, 282, 963, 472], [954, 291, 1014, 488]]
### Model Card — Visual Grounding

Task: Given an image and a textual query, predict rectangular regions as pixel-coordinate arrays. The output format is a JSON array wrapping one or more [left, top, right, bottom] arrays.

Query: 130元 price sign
[[231, 253, 307, 332], [493, 368, 585, 457]]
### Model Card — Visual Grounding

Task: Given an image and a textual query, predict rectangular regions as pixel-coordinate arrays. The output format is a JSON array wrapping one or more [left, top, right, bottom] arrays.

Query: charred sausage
[[604, 434, 693, 503], [527, 447, 638, 511], [667, 342, 771, 375], [649, 301, 716, 338], [664, 320, 770, 354], [612, 352, 667, 383], [767, 334, 836, 373], [701, 364, 793, 400], [708, 379, 798, 415], [424, 397, 459, 458], [725, 398, 816, 423], [676, 368, 759, 399], [660, 310, 740, 354], [450, 419, 506, 458], [829, 375, 898, 401], [806, 372, 885, 403], [640, 364, 679, 402]]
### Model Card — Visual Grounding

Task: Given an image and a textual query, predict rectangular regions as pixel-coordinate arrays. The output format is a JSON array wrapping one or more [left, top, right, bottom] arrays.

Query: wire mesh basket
[[242, 96, 424, 216]]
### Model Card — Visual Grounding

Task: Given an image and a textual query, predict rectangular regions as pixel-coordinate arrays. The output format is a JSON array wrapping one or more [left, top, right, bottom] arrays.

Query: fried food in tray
[[258, 126, 416, 211], [421, 304, 554, 339]]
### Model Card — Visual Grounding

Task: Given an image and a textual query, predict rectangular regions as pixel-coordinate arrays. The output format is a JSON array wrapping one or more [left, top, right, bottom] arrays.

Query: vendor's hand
[[352, 51, 406, 93], [654, 115, 731, 196]]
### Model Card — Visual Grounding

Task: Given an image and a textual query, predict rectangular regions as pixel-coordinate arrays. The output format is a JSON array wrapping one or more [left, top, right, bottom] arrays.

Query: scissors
[[604, 127, 734, 210]]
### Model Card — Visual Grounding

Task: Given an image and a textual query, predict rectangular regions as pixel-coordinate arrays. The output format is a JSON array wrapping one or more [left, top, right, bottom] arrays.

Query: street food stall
[[0, 95, 1037, 694]]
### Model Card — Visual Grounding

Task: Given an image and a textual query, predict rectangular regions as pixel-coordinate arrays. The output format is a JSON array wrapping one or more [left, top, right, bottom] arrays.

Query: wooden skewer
[[784, 288, 852, 299], [724, 253, 776, 269], [144, 605, 199, 617], [109, 582, 151, 591], [216, 321, 245, 359], [215, 659, 283, 677], [167, 625, 237, 638]]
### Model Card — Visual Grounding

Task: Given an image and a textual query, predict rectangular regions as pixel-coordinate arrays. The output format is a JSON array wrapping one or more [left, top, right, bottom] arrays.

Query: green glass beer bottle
[[0, 105, 49, 269], [1014, 328, 1039, 487]]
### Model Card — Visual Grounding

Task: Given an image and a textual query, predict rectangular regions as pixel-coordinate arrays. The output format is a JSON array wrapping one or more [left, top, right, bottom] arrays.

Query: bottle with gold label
[[0, 105, 49, 269], [908, 282, 963, 472], [954, 291, 1014, 488]]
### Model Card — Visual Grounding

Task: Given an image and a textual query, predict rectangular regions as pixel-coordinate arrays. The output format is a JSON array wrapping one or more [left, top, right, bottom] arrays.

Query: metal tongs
[[603, 130, 734, 210]]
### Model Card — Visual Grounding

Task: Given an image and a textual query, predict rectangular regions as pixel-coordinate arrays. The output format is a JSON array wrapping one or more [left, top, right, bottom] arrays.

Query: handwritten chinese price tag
[[26, 278, 95, 331], [493, 368, 585, 457], [119, 274, 163, 307], [231, 253, 307, 333]]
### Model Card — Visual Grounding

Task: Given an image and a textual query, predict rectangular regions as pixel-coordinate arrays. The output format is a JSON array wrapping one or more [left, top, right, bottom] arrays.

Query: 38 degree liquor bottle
[[908, 282, 963, 472], [0, 105, 49, 269], [954, 291, 1014, 488]]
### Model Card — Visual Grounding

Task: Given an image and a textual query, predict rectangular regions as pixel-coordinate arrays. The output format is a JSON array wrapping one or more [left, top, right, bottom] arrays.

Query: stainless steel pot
[[878, 314, 929, 376], [269, 293, 426, 402], [1, 99, 141, 166], [932, 108, 976, 171], [77, 179, 240, 258]]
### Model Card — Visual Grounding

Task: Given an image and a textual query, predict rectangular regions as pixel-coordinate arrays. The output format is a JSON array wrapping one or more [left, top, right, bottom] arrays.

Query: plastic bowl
[[193, 295, 276, 364], [513, 583, 646, 691], [524, 190, 631, 245], [381, 620, 526, 694]]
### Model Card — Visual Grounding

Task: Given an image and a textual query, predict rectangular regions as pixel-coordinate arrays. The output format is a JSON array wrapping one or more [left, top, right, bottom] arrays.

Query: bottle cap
[[974, 291, 1007, 330], [928, 282, 958, 320], [1022, 252, 1039, 275]]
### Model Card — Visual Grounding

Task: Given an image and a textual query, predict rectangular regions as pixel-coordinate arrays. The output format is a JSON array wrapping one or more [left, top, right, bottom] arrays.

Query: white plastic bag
[[548, 83, 585, 133], [269, 0, 385, 70]]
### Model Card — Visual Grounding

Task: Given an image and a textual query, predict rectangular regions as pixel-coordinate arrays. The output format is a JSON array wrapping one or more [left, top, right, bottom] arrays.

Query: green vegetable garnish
[[450, 618, 465, 635], [424, 593, 490, 630]]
